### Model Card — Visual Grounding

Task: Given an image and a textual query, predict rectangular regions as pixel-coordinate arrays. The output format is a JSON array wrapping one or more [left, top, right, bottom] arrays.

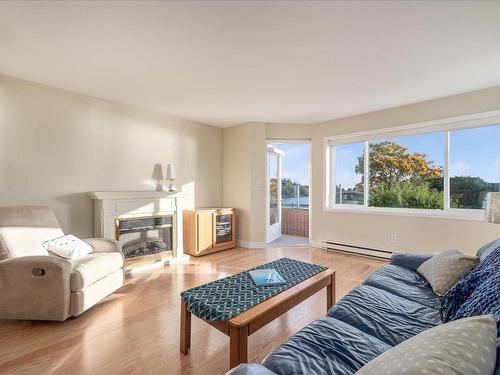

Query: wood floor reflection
[[0, 247, 386, 375]]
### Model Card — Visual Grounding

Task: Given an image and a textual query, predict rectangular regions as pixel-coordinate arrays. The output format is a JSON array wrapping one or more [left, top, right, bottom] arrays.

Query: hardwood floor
[[0, 247, 387, 375]]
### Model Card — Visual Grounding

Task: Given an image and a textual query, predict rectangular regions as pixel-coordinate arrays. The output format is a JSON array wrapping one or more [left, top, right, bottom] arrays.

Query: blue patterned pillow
[[453, 273, 500, 331], [441, 244, 500, 331]]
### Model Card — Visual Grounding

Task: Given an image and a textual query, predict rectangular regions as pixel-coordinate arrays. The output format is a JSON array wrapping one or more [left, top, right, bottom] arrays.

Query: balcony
[[281, 208, 309, 237], [271, 196, 309, 246]]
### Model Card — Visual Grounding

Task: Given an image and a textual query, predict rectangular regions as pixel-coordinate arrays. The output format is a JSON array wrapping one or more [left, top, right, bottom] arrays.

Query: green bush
[[281, 178, 309, 198], [369, 182, 443, 209]]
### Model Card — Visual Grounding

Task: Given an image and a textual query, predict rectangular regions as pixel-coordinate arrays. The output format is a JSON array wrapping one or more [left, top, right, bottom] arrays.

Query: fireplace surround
[[116, 214, 173, 261], [89, 191, 185, 269]]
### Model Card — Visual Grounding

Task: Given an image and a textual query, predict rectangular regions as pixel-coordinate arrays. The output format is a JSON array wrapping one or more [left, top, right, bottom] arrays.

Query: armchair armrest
[[390, 252, 433, 271], [83, 238, 123, 256], [0, 255, 72, 321]]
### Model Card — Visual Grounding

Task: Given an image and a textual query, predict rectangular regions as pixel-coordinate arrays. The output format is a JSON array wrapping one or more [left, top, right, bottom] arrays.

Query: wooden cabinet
[[183, 208, 236, 256]]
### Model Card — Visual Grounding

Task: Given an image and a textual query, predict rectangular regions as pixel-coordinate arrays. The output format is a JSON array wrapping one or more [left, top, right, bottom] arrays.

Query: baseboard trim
[[237, 240, 266, 249], [320, 240, 392, 259], [309, 240, 322, 248]]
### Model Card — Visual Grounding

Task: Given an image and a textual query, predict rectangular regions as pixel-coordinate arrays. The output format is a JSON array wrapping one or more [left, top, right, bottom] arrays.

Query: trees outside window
[[355, 140, 443, 209], [329, 123, 500, 211]]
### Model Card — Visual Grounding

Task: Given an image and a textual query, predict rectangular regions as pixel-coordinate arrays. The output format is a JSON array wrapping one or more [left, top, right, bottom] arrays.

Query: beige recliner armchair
[[0, 205, 124, 321]]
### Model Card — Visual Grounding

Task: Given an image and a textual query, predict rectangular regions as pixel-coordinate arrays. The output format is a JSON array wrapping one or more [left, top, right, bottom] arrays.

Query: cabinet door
[[213, 209, 236, 250], [196, 212, 214, 252], [215, 213, 233, 244]]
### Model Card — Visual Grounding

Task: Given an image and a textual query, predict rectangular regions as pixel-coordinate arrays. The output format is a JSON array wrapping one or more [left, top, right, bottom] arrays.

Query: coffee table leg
[[229, 325, 248, 368], [180, 300, 191, 354], [327, 272, 336, 311]]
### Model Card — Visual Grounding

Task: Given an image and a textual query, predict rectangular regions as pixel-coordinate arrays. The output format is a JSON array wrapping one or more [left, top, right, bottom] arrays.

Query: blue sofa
[[229, 240, 500, 375]]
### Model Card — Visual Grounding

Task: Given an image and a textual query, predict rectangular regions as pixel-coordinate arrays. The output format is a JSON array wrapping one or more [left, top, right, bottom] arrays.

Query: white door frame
[[266, 145, 284, 243], [265, 139, 312, 246]]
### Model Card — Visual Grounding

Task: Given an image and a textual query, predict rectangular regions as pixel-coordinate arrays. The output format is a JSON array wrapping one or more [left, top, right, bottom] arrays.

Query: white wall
[[223, 122, 312, 246], [0, 75, 223, 237], [249, 124, 267, 245], [222, 122, 266, 246], [266, 123, 312, 141], [2, 74, 499, 255], [0, 82, 5, 193], [222, 124, 252, 242], [310, 86, 500, 255], [223, 86, 500, 255]]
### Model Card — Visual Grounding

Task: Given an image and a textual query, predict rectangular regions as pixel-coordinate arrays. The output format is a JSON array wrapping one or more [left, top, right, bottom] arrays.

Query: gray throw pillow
[[417, 249, 478, 296], [355, 315, 497, 375]]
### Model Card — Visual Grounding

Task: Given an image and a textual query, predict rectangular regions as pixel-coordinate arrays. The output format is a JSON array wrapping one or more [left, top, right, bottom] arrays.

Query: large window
[[450, 126, 500, 209], [335, 143, 365, 205], [368, 132, 445, 210], [327, 120, 500, 218]]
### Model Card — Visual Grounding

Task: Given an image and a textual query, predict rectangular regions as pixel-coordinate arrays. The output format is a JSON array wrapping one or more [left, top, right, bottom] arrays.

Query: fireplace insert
[[116, 215, 173, 260]]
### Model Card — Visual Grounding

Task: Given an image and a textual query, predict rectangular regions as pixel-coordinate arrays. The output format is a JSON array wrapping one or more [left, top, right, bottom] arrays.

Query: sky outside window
[[335, 142, 364, 205], [450, 125, 500, 183], [450, 125, 500, 209], [271, 143, 310, 186], [376, 132, 445, 170]]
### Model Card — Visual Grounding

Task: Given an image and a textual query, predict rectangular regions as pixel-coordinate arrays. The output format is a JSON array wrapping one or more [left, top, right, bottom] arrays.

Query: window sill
[[323, 205, 486, 222]]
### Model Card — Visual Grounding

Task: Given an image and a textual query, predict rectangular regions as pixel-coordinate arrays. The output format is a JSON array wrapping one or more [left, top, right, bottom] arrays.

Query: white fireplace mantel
[[89, 191, 184, 200], [89, 191, 185, 258]]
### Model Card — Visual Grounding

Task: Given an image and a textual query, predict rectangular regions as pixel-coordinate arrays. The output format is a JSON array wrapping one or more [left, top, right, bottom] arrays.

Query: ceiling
[[1, 1, 500, 127]]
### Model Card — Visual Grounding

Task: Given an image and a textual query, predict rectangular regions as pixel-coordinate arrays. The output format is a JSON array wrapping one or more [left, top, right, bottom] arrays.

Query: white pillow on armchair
[[43, 234, 93, 260]]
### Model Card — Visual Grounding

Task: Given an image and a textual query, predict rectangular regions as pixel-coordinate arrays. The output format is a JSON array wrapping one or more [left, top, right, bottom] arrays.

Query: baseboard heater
[[321, 240, 392, 259]]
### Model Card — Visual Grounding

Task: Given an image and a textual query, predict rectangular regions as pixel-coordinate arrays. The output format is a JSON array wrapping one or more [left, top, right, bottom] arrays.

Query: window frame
[[324, 110, 500, 221]]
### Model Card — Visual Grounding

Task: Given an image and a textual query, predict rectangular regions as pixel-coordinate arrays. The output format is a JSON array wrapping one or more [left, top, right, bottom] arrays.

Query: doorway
[[266, 145, 283, 243], [266, 141, 310, 247]]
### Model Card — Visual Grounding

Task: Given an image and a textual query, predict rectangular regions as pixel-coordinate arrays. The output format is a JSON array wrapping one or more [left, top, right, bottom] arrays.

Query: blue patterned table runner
[[181, 257, 328, 322]]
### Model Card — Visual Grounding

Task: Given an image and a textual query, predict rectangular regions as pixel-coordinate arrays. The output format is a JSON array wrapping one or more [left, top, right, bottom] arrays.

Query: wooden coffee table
[[180, 268, 336, 369]]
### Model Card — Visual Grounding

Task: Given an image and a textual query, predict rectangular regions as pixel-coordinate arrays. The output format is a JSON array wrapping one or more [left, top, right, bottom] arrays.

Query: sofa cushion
[[363, 264, 441, 309], [262, 316, 392, 375], [70, 252, 123, 292], [389, 252, 433, 271], [355, 315, 498, 375], [417, 249, 478, 296], [327, 285, 441, 346], [453, 271, 500, 330], [477, 238, 500, 261], [496, 339, 500, 375], [444, 250, 500, 334], [441, 244, 500, 325], [226, 364, 277, 375]]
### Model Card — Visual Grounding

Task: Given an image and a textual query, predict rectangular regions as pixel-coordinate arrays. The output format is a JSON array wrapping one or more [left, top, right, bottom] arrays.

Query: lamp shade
[[485, 192, 500, 224], [166, 164, 176, 180], [152, 163, 164, 180]]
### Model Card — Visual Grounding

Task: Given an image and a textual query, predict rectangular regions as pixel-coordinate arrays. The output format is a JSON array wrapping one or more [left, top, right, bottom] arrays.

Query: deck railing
[[281, 208, 309, 237]]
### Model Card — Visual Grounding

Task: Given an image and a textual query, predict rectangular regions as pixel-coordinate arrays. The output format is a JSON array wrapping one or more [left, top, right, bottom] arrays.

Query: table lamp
[[153, 163, 164, 191], [167, 163, 176, 192]]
